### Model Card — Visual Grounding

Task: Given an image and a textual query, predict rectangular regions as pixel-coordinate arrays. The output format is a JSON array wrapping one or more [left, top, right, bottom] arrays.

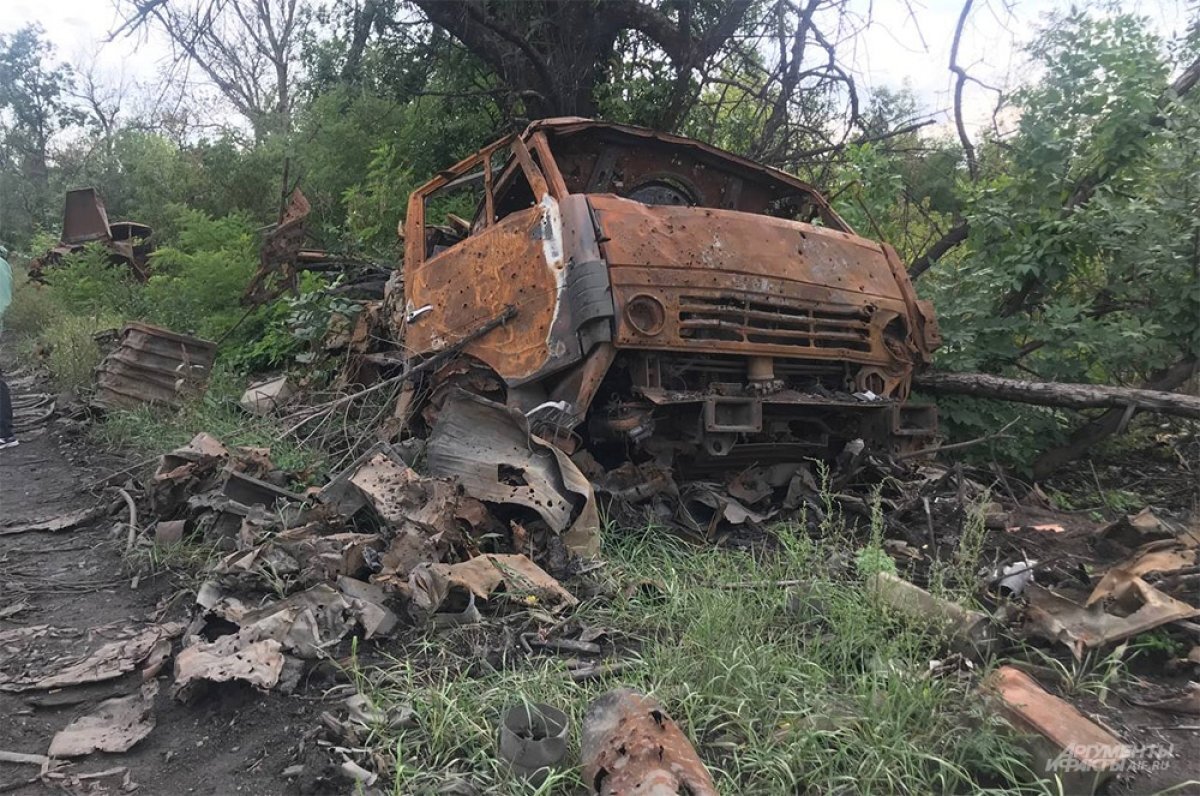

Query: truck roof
[[523, 117, 847, 231]]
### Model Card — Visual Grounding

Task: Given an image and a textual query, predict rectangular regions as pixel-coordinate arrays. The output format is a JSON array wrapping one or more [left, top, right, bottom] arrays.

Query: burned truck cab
[[394, 118, 940, 470]]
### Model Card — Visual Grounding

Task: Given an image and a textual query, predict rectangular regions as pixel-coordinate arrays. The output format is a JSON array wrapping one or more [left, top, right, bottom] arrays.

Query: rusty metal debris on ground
[[983, 666, 1129, 795], [581, 688, 718, 796], [0, 623, 182, 692], [93, 322, 216, 410], [29, 188, 154, 282], [240, 375, 295, 415], [498, 702, 570, 785], [869, 571, 996, 657], [11, 119, 1199, 793], [48, 682, 159, 758], [243, 187, 393, 307]]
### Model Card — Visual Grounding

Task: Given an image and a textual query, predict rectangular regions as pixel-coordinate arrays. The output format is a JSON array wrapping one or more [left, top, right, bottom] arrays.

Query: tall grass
[[91, 367, 326, 481]]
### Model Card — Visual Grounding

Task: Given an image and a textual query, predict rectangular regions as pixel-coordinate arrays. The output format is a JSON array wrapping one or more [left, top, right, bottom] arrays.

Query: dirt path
[[0, 370, 320, 795]]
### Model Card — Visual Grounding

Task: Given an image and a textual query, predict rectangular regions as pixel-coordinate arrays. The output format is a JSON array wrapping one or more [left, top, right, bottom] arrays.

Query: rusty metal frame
[[509, 135, 549, 198], [530, 132, 568, 199], [525, 117, 852, 232], [406, 135, 515, 270], [407, 133, 560, 273]]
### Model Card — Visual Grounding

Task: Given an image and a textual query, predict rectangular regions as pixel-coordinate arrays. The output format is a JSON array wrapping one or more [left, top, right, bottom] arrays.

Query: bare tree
[[70, 49, 132, 146], [115, 0, 304, 137], [406, 0, 753, 124]]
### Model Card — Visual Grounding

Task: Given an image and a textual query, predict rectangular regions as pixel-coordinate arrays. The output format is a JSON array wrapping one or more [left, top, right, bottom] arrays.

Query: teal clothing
[[0, 257, 11, 332]]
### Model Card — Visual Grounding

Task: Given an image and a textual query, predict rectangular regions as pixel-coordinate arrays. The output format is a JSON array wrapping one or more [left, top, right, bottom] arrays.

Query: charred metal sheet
[[93, 322, 217, 410], [62, 188, 113, 243], [581, 688, 718, 796], [426, 389, 600, 556], [244, 188, 312, 305], [404, 198, 561, 381]]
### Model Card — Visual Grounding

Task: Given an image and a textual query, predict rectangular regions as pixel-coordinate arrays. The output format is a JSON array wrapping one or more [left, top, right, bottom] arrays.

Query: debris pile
[[84, 385, 601, 707], [92, 322, 216, 411]]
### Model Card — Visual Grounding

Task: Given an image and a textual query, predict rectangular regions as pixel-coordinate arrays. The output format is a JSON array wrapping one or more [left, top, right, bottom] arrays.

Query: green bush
[[3, 264, 63, 339], [44, 245, 148, 319], [141, 208, 258, 340]]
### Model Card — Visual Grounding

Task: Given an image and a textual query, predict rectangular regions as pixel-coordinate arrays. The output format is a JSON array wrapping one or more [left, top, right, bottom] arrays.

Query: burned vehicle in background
[[30, 188, 154, 282], [388, 118, 941, 471]]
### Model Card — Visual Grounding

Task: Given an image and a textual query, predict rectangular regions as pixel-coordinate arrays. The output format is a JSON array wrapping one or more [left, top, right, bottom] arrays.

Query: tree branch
[[949, 0, 978, 180]]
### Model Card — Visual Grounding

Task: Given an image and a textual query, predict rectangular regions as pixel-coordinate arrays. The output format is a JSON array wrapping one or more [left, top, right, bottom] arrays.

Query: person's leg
[[0, 371, 13, 441]]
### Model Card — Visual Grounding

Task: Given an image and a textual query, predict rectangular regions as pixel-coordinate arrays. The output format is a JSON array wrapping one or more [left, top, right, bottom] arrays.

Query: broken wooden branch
[[284, 306, 517, 437], [894, 417, 1019, 461], [915, 370, 1200, 419]]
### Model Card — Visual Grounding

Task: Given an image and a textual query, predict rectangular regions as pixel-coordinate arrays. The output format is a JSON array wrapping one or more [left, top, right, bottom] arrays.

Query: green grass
[[349, 518, 1045, 795], [91, 367, 327, 482]]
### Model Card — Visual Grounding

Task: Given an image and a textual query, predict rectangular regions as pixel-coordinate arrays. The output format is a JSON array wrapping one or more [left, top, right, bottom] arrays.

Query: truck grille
[[678, 295, 873, 352]]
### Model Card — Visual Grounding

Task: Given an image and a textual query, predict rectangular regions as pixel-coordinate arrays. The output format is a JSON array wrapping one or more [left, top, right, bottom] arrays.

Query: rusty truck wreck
[[30, 188, 154, 282], [388, 118, 940, 470]]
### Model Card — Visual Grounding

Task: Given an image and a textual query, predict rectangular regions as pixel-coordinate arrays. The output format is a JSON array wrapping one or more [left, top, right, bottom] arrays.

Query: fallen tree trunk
[[914, 370, 1200, 419], [1032, 356, 1198, 479]]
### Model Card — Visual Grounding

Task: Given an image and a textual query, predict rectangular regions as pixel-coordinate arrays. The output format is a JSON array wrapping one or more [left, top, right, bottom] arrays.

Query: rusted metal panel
[[581, 689, 718, 796], [592, 196, 917, 389], [244, 188, 312, 305], [62, 188, 112, 243], [94, 323, 216, 410], [404, 204, 559, 381]]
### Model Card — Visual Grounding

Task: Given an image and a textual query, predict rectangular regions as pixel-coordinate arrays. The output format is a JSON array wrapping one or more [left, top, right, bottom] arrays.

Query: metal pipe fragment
[[581, 688, 718, 796], [869, 571, 996, 655]]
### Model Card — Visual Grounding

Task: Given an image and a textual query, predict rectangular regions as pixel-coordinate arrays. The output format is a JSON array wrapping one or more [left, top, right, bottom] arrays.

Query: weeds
[[1016, 644, 1132, 705], [92, 367, 327, 482]]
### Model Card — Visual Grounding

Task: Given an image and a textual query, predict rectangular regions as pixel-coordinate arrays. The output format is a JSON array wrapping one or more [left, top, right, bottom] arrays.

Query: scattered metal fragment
[[581, 688, 718, 796], [0, 623, 183, 692], [240, 376, 295, 415], [1126, 682, 1200, 715], [0, 505, 106, 536], [498, 703, 570, 785], [1024, 580, 1199, 659], [0, 749, 50, 766], [427, 390, 600, 556], [48, 682, 159, 758], [994, 559, 1037, 597], [1087, 528, 1198, 605], [191, 580, 396, 664], [407, 554, 577, 618], [172, 634, 286, 701], [153, 520, 186, 546], [0, 600, 32, 620], [983, 666, 1128, 795], [11, 392, 56, 432], [93, 323, 216, 410], [339, 760, 378, 787]]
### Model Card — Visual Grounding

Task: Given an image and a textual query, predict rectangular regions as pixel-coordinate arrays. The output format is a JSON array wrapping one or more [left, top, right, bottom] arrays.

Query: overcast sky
[[4, 0, 1192, 136]]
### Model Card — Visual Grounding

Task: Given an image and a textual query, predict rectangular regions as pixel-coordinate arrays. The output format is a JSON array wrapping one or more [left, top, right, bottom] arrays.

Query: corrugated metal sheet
[[94, 322, 216, 410]]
